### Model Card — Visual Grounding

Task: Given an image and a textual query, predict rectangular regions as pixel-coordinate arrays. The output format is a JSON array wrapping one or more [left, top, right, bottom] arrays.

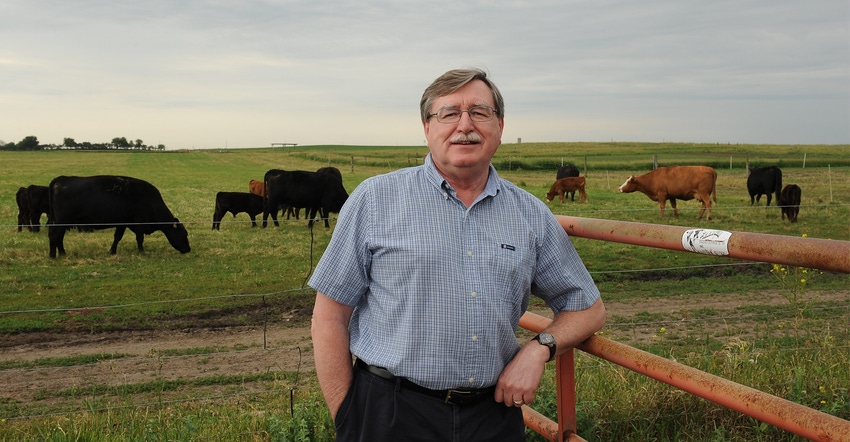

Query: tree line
[[1, 136, 166, 151]]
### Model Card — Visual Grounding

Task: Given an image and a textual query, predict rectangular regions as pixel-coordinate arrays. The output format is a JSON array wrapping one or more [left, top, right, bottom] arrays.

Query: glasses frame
[[427, 105, 499, 124]]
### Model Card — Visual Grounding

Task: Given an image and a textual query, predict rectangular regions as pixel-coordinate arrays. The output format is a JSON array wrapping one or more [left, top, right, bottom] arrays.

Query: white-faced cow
[[47, 175, 190, 258], [778, 184, 802, 223], [546, 177, 588, 204], [618, 166, 718, 220], [212, 191, 265, 230], [747, 166, 782, 206], [262, 169, 348, 228]]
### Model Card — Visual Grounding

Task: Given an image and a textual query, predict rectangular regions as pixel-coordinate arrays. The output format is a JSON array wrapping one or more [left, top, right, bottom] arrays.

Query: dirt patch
[[0, 290, 846, 408]]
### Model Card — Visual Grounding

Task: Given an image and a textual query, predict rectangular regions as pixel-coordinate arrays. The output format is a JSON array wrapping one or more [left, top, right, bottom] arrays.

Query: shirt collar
[[423, 153, 501, 202]]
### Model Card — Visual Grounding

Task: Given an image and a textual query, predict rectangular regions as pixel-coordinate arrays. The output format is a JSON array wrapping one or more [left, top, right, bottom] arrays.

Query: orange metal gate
[[519, 216, 850, 441]]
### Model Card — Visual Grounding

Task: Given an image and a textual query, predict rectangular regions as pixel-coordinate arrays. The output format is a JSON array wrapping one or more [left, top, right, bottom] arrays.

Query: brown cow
[[618, 166, 717, 220], [248, 179, 265, 197], [546, 177, 588, 204]]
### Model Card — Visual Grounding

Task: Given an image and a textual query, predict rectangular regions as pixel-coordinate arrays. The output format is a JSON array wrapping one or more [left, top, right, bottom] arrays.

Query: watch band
[[532, 333, 557, 362]]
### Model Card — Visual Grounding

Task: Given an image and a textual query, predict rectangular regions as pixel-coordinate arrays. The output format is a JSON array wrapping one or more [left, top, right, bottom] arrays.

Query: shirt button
[[467, 251, 473, 257], [471, 335, 478, 342], [471, 292, 477, 298], [469, 377, 475, 384]]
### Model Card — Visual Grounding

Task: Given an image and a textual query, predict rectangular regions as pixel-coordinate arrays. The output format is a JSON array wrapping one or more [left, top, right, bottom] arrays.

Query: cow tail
[[711, 171, 718, 203]]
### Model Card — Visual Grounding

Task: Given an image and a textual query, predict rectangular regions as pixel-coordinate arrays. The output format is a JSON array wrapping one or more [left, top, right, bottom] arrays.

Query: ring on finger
[[513, 399, 523, 406]]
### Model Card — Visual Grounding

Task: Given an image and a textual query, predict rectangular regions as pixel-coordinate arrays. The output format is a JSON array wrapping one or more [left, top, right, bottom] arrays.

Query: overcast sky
[[2, 0, 848, 149]]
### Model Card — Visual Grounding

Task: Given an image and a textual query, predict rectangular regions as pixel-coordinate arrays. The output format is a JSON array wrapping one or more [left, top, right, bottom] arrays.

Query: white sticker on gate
[[681, 229, 732, 256]]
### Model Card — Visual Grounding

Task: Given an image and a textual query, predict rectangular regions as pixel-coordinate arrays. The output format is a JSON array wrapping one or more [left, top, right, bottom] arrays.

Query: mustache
[[449, 133, 482, 144]]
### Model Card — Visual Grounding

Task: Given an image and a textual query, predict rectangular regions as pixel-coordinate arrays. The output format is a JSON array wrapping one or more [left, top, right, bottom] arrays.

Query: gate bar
[[555, 216, 850, 274]]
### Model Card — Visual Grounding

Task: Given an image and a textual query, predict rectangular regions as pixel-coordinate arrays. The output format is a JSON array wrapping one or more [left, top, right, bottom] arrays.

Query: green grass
[[0, 143, 848, 441]]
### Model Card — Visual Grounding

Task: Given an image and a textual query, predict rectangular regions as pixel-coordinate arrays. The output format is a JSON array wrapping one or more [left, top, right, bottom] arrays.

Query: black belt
[[354, 358, 495, 406]]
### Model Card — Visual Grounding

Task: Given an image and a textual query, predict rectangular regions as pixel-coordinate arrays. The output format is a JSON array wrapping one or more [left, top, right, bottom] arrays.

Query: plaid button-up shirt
[[309, 155, 599, 390]]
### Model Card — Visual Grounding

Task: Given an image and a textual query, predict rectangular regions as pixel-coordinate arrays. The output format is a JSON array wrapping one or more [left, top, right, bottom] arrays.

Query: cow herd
[[14, 167, 350, 257], [13, 163, 806, 256], [547, 163, 802, 223]]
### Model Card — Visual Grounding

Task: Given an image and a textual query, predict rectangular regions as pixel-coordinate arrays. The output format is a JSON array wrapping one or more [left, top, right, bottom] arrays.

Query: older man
[[310, 68, 605, 441]]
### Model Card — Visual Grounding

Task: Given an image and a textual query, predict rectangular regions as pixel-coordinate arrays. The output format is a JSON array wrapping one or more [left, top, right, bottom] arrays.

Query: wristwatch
[[532, 333, 557, 362]]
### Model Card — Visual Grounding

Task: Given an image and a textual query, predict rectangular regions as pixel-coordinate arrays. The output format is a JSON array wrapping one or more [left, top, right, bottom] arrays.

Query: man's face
[[423, 80, 504, 178]]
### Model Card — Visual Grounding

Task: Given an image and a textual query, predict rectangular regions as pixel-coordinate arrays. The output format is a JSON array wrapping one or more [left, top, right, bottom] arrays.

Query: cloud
[[0, 0, 847, 148]]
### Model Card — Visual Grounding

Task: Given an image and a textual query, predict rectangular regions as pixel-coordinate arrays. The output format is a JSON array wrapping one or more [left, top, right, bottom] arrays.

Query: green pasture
[[0, 142, 848, 441]]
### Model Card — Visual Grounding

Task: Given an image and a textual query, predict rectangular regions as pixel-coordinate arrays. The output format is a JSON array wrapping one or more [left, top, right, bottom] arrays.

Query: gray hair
[[420, 68, 505, 123]]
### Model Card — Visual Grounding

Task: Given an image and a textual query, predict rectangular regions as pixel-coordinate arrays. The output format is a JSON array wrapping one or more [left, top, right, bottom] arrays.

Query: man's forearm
[[311, 292, 356, 417]]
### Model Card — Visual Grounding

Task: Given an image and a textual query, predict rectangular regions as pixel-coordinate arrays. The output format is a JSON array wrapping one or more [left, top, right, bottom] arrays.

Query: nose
[[456, 111, 475, 131]]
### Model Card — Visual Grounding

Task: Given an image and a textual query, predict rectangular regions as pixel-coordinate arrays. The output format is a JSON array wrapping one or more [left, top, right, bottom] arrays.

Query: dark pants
[[334, 364, 525, 442]]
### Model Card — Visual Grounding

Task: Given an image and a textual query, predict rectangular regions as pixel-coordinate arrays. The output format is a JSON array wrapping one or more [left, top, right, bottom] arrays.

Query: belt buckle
[[444, 389, 473, 405]]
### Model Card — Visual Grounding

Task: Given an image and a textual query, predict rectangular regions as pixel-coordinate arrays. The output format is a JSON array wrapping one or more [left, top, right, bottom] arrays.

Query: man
[[310, 68, 605, 441]]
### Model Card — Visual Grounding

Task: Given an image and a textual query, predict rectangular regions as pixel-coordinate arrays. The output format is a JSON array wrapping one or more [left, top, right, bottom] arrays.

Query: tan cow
[[248, 179, 265, 197], [618, 166, 717, 220], [546, 177, 588, 204]]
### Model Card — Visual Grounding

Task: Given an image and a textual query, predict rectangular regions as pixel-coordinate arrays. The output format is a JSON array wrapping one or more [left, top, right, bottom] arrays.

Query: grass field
[[0, 142, 848, 441]]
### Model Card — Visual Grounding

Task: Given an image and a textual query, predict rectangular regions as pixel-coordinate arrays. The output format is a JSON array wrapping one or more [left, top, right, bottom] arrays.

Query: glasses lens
[[467, 106, 494, 122], [435, 106, 495, 123]]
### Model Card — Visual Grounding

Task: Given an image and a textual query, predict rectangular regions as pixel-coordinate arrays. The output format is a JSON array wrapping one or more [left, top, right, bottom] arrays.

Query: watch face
[[539, 333, 555, 345]]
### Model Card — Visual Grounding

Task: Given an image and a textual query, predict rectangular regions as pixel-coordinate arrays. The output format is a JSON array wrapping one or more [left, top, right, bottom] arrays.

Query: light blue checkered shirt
[[309, 154, 600, 390]]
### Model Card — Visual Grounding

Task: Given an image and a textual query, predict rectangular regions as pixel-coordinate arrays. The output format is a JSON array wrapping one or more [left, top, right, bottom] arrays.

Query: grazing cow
[[778, 184, 802, 223], [47, 175, 190, 258], [262, 169, 348, 228], [747, 166, 782, 206], [212, 192, 265, 230], [546, 177, 588, 204], [15, 185, 50, 232], [556, 163, 580, 201], [26, 184, 50, 232], [618, 166, 718, 220]]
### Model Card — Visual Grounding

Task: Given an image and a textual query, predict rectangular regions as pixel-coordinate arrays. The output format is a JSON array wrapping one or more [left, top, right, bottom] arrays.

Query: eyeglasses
[[427, 105, 499, 123]]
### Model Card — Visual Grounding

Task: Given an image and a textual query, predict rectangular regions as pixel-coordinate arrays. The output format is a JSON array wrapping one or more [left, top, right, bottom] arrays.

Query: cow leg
[[765, 194, 772, 207], [29, 214, 41, 232], [134, 230, 145, 252], [48, 225, 67, 258], [110, 227, 127, 254], [669, 199, 679, 218], [212, 208, 224, 230], [249, 214, 257, 227]]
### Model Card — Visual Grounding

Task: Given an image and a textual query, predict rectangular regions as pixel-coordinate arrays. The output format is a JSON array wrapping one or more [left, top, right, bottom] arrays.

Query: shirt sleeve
[[530, 200, 601, 313], [308, 179, 373, 306]]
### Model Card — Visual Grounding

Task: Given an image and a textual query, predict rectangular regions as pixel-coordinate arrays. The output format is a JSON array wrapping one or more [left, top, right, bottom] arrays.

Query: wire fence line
[[5, 202, 849, 231]]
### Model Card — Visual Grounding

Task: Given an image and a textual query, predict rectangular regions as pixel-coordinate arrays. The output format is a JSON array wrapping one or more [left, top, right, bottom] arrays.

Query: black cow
[[15, 185, 49, 232], [16, 187, 30, 232], [778, 184, 802, 223], [747, 166, 782, 206], [26, 184, 49, 232], [47, 175, 190, 257], [212, 192, 265, 230], [556, 163, 580, 201], [262, 169, 348, 228]]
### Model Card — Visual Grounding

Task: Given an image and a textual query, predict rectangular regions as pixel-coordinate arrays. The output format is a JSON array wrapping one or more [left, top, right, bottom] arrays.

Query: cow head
[[618, 176, 637, 193], [163, 218, 191, 254]]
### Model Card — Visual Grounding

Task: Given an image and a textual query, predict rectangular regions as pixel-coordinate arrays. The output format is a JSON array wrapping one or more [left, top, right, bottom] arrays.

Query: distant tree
[[111, 137, 130, 148], [63, 137, 78, 148], [134, 139, 144, 149], [157, 144, 166, 150], [18, 136, 40, 151]]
